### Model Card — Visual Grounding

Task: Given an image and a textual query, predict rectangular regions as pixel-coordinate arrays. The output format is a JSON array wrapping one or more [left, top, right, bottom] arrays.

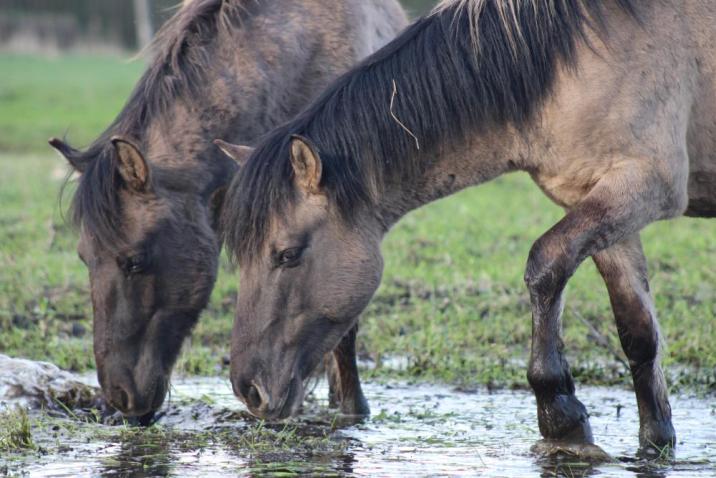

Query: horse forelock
[[69, 144, 125, 251], [66, 0, 254, 249]]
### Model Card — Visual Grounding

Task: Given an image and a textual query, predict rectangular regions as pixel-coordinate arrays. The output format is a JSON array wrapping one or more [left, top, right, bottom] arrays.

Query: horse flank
[[67, 0, 254, 250], [222, 0, 640, 262]]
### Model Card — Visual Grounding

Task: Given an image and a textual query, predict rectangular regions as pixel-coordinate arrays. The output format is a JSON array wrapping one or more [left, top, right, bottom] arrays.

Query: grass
[[0, 54, 144, 153], [0, 406, 349, 476], [1, 54, 715, 392], [0, 408, 35, 452], [236, 420, 340, 453]]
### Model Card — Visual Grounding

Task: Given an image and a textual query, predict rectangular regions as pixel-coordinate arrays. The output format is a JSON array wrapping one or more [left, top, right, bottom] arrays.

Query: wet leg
[[593, 235, 675, 450], [326, 323, 370, 416], [525, 160, 686, 443]]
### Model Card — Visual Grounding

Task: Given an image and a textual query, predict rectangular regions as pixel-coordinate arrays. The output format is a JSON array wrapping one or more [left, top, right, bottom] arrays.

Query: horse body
[[51, 0, 407, 418], [222, 0, 714, 452], [380, 0, 708, 446]]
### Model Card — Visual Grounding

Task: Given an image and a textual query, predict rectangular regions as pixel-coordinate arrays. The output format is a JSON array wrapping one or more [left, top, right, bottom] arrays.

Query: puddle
[[1, 375, 715, 477]]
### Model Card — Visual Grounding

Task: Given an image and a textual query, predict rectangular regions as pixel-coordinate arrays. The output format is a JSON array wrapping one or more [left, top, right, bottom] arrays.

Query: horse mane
[[67, 0, 253, 250], [222, 0, 639, 262]]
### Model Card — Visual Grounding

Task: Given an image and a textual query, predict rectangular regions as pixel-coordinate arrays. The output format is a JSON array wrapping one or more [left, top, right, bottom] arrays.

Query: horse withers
[[50, 0, 407, 421], [221, 0, 715, 454]]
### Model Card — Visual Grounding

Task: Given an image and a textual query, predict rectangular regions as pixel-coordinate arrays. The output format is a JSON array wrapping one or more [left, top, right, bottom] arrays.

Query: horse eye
[[123, 253, 148, 275], [277, 247, 304, 267]]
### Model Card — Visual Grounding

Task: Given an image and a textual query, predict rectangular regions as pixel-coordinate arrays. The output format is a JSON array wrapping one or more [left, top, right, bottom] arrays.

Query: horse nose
[[235, 378, 270, 415], [246, 382, 269, 412], [246, 385, 264, 410], [100, 365, 141, 414], [110, 382, 135, 413]]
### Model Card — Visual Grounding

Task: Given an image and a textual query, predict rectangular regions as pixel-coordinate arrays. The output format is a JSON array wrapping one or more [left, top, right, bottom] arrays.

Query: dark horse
[[220, 0, 716, 453], [50, 0, 407, 419]]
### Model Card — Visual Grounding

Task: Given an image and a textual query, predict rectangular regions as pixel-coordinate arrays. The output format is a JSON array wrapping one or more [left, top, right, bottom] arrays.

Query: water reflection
[[99, 428, 176, 477], [2, 378, 714, 477]]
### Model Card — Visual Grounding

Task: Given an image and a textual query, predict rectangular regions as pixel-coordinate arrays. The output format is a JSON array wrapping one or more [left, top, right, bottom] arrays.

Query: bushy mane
[[222, 0, 639, 261], [67, 0, 253, 250]]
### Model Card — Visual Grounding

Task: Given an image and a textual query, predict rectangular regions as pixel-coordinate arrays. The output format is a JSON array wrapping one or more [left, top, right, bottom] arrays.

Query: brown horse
[[49, 0, 407, 420], [220, 0, 715, 453]]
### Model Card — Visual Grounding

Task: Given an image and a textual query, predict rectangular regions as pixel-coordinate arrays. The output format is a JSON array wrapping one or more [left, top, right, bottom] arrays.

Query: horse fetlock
[[325, 348, 370, 416], [338, 387, 371, 416], [326, 362, 341, 410], [536, 393, 594, 443], [327, 372, 370, 416], [527, 357, 574, 396]]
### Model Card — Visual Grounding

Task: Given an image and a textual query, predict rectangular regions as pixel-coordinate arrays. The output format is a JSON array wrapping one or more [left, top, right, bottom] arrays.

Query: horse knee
[[524, 236, 572, 298]]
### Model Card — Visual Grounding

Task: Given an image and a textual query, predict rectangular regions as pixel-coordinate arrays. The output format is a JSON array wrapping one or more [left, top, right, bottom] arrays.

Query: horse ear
[[289, 135, 322, 194], [49, 137, 88, 173], [110, 136, 151, 192], [213, 139, 253, 167]]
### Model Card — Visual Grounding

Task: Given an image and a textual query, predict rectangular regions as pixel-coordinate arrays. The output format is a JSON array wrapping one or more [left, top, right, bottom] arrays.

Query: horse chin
[[135, 410, 158, 427]]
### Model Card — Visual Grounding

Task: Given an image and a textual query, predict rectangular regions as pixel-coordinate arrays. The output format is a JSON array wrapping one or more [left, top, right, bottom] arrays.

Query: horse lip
[[257, 376, 302, 420]]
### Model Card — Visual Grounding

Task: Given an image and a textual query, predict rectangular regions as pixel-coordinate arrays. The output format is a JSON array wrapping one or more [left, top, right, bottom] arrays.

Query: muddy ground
[[1, 374, 714, 477]]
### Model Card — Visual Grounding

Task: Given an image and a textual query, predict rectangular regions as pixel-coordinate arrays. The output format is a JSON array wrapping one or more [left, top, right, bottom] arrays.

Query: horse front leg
[[593, 235, 675, 451], [525, 229, 593, 443], [326, 323, 370, 416], [525, 159, 687, 446]]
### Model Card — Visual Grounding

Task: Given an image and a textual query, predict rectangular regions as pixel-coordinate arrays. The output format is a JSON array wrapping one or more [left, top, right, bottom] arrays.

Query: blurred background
[[0, 0, 437, 54]]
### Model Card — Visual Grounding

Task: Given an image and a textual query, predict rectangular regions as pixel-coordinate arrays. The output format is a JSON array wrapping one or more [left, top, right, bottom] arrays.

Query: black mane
[[222, 0, 639, 261], [66, 0, 251, 250]]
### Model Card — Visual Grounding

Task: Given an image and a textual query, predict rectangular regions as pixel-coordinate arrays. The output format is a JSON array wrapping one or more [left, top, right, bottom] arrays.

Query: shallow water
[[2, 376, 715, 477]]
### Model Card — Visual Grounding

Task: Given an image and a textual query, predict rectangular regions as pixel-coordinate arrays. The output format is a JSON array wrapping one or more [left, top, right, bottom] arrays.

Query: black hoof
[[638, 420, 676, 457], [537, 394, 593, 443]]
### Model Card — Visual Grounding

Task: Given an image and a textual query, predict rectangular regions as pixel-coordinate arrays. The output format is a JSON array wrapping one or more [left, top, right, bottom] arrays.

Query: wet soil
[[1, 375, 715, 477]]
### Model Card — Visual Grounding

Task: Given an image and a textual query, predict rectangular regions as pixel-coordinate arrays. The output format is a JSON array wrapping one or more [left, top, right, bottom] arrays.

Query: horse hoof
[[339, 392, 370, 417], [639, 420, 676, 456], [537, 393, 594, 443], [531, 440, 612, 463]]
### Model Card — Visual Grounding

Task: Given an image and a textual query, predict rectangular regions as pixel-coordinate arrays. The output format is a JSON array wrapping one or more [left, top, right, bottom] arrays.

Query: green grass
[[364, 177, 716, 389], [0, 408, 35, 452], [1, 54, 715, 391], [0, 54, 144, 153]]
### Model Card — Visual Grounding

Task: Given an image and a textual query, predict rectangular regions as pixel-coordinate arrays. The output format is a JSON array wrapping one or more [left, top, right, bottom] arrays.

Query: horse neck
[[143, 15, 344, 171], [376, 125, 526, 228]]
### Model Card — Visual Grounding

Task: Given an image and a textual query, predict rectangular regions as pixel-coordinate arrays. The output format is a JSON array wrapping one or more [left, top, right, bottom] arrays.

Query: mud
[[1, 371, 714, 477]]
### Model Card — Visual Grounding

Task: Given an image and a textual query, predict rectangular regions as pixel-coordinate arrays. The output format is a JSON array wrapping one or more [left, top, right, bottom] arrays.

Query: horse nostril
[[116, 387, 131, 411], [246, 384, 264, 410]]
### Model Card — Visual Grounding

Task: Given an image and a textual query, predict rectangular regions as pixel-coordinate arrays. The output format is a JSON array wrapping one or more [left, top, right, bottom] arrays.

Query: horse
[[220, 0, 716, 453], [49, 0, 407, 421]]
